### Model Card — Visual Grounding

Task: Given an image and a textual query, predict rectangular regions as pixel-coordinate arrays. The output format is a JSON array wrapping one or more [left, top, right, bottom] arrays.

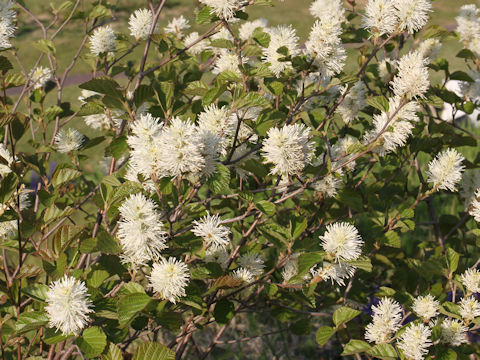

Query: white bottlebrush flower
[[197, 129, 222, 178], [28, 66, 52, 90], [149, 257, 190, 304], [456, 5, 480, 45], [412, 294, 439, 322], [212, 49, 244, 75], [459, 296, 480, 322], [156, 117, 205, 178], [89, 25, 116, 56], [238, 253, 264, 277], [117, 193, 167, 267], [336, 81, 367, 124], [192, 213, 230, 250], [233, 267, 254, 283], [391, 51, 429, 99], [440, 318, 468, 346], [320, 222, 363, 262], [363, 0, 398, 36], [365, 297, 403, 344], [0, 220, 16, 240], [83, 111, 122, 131], [184, 32, 209, 55], [0, 0, 15, 49], [417, 38, 442, 61], [395, 0, 432, 34], [304, 18, 345, 77], [364, 97, 420, 155], [262, 123, 314, 177], [45, 276, 93, 335], [281, 255, 299, 283], [397, 323, 432, 360], [310, 262, 356, 286], [469, 189, 480, 222], [378, 58, 397, 82], [54, 128, 84, 153], [263, 25, 299, 76], [313, 174, 343, 198], [239, 18, 268, 41], [164, 15, 190, 37], [129, 9, 157, 40], [461, 268, 480, 293], [199, 0, 243, 20], [309, 0, 345, 23], [427, 148, 465, 192], [197, 104, 236, 155], [0, 143, 13, 177]]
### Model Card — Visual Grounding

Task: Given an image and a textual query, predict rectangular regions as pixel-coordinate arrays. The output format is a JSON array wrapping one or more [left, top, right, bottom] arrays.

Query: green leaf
[[384, 231, 401, 248], [233, 92, 269, 109], [117, 293, 151, 327], [366, 96, 389, 112], [196, 6, 217, 24], [342, 340, 372, 355], [296, 252, 324, 277], [290, 318, 312, 335], [450, 71, 474, 82], [51, 167, 81, 187], [255, 200, 276, 216], [0, 55, 13, 71], [134, 85, 155, 108], [89, 4, 110, 19], [333, 306, 361, 327], [78, 102, 104, 116], [345, 256, 373, 272], [33, 39, 56, 54], [77, 326, 107, 358], [0, 172, 18, 203], [22, 284, 49, 302], [446, 248, 460, 273], [102, 175, 122, 187], [213, 299, 235, 325], [316, 326, 335, 346], [133, 342, 175, 360], [106, 136, 128, 160], [16, 311, 48, 335], [367, 343, 397, 359], [79, 77, 123, 99], [290, 217, 308, 240], [43, 327, 67, 345], [252, 29, 270, 47], [206, 164, 230, 193], [102, 343, 123, 360]]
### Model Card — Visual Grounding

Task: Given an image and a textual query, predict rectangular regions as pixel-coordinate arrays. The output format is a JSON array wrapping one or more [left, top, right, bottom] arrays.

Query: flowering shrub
[[1, 0, 480, 358]]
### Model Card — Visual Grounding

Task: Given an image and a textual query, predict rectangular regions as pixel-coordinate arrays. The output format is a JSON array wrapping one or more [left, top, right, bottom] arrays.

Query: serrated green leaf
[[51, 167, 81, 187], [133, 342, 175, 360], [16, 311, 48, 335], [446, 248, 460, 273], [316, 326, 335, 346], [367, 343, 397, 359], [102, 343, 123, 360], [77, 326, 107, 358], [117, 293, 151, 327], [255, 200, 275, 216], [342, 340, 372, 355], [333, 306, 361, 327]]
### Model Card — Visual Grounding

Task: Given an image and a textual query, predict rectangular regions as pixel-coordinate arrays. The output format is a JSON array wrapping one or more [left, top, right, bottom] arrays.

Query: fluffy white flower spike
[[117, 193, 167, 268], [233, 267, 254, 283], [397, 323, 432, 360], [192, 213, 231, 250], [459, 296, 480, 322], [0, 143, 13, 177], [45, 276, 93, 335], [149, 257, 190, 303], [365, 297, 403, 344], [320, 222, 363, 262], [199, 0, 243, 20], [0, 0, 15, 49], [440, 319, 468, 346], [427, 148, 465, 192], [309, 0, 345, 23], [461, 268, 480, 293], [239, 18, 268, 41], [238, 253, 264, 277], [262, 123, 314, 177], [391, 51, 429, 99], [184, 32, 210, 55], [412, 294, 439, 322], [363, 0, 398, 36], [54, 128, 84, 153], [263, 25, 299, 76], [395, 0, 432, 34], [29, 66, 52, 90], [129, 9, 157, 40], [165, 15, 190, 37], [469, 189, 480, 222], [89, 25, 116, 56]]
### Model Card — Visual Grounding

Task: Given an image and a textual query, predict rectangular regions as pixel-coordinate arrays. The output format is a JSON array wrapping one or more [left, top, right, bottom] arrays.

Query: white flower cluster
[[391, 51, 430, 100], [363, 0, 432, 35], [0, 143, 13, 178], [412, 294, 439, 322], [304, 4, 346, 77], [397, 323, 432, 360], [262, 123, 314, 178], [336, 81, 367, 124], [29, 66, 52, 90], [239, 18, 268, 41], [117, 193, 167, 268], [233, 252, 265, 283], [129, 9, 157, 40], [0, 0, 15, 49], [427, 148, 465, 192], [199, 0, 243, 20], [456, 4, 480, 56], [78, 90, 125, 130], [149, 257, 190, 303], [365, 297, 403, 344], [192, 213, 231, 251], [461, 267, 480, 293], [164, 15, 190, 38], [89, 25, 116, 56], [263, 25, 300, 77], [54, 128, 85, 153], [45, 276, 93, 335]]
